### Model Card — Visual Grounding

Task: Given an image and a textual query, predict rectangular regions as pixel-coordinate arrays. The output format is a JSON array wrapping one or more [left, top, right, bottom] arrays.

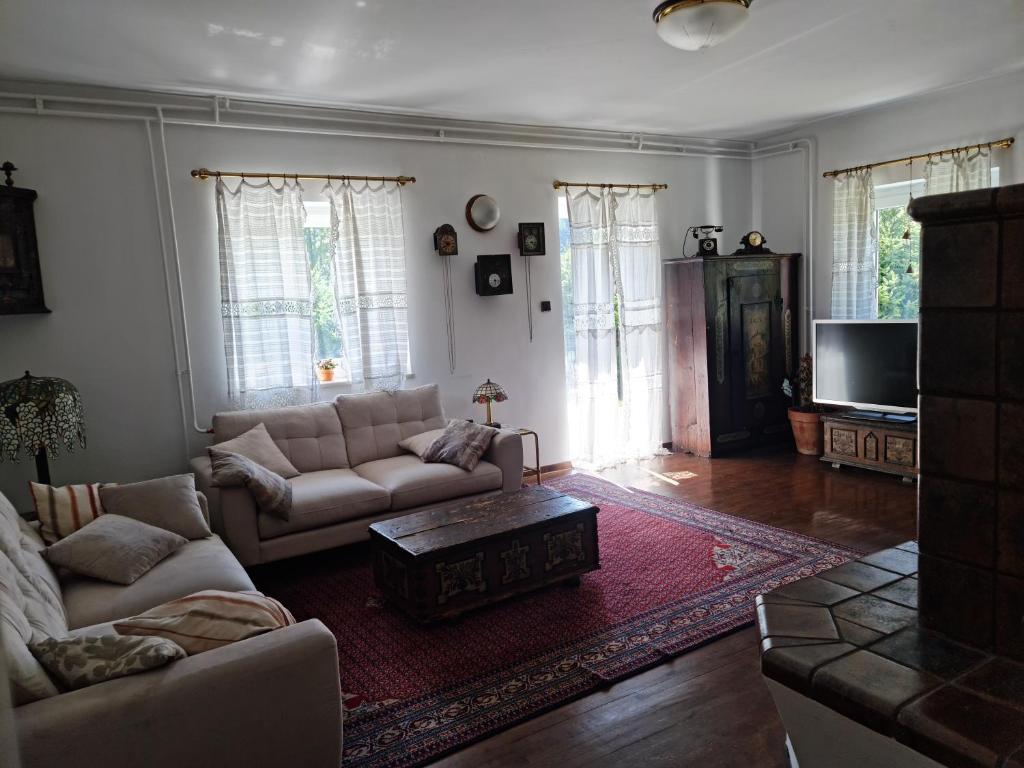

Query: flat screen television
[[813, 320, 918, 414]]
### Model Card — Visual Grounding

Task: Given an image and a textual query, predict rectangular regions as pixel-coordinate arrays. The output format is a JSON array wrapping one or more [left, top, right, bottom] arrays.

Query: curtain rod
[[190, 167, 416, 184], [823, 137, 1014, 179], [553, 180, 669, 191]]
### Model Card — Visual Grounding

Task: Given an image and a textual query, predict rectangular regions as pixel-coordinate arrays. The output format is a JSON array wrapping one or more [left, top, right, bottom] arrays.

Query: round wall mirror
[[465, 194, 500, 232]]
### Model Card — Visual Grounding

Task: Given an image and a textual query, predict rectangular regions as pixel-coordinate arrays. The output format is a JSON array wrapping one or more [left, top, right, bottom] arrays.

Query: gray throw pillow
[[398, 428, 446, 459], [44, 514, 187, 585], [99, 474, 212, 540], [209, 448, 292, 520], [422, 420, 499, 472], [208, 423, 299, 480], [30, 634, 186, 690]]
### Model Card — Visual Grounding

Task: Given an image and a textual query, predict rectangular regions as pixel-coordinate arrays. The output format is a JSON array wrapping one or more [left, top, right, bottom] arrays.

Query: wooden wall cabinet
[[665, 253, 800, 457]]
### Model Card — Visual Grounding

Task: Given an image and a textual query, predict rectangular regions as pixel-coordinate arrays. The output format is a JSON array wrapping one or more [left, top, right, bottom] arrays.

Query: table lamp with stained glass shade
[[472, 379, 508, 428], [0, 371, 86, 485]]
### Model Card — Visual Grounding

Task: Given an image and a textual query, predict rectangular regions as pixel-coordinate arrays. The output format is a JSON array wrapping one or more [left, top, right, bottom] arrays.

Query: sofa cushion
[[62, 534, 256, 630], [213, 402, 349, 472], [335, 384, 446, 466], [44, 515, 188, 586], [209, 448, 292, 520], [30, 634, 186, 690], [114, 590, 296, 655], [353, 454, 502, 512], [100, 475, 212, 540], [208, 423, 299, 479], [257, 469, 391, 540], [29, 481, 108, 544]]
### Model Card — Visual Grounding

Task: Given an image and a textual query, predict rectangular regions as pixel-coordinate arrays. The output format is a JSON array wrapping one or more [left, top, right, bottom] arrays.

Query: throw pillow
[[114, 590, 296, 655], [29, 482, 112, 545], [208, 448, 292, 520], [44, 515, 187, 585], [397, 428, 446, 459], [208, 423, 299, 480], [99, 474, 211, 540], [30, 634, 186, 690], [422, 420, 499, 472]]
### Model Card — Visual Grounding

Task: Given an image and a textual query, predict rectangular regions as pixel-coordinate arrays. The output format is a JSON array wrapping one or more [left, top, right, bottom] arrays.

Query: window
[[304, 202, 346, 379], [872, 167, 999, 319], [873, 179, 922, 320]]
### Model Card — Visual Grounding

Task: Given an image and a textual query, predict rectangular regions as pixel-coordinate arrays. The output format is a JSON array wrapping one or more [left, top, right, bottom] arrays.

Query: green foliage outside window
[[304, 227, 343, 359], [877, 206, 920, 319]]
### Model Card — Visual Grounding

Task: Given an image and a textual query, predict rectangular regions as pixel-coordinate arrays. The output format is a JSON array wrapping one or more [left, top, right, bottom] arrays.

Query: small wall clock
[[433, 223, 458, 256], [517, 223, 545, 256], [474, 254, 513, 296]]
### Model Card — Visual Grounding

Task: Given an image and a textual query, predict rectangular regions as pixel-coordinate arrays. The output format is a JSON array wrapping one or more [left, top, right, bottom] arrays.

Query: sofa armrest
[[190, 455, 262, 566], [15, 620, 341, 768], [484, 429, 525, 492]]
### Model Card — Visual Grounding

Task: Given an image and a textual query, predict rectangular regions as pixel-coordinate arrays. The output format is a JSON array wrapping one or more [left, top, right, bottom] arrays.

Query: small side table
[[511, 428, 541, 486]]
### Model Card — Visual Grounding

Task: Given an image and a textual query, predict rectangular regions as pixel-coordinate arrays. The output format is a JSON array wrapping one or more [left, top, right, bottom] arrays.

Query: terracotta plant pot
[[788, 407, 824, 456], [317, 369, 335, 383]]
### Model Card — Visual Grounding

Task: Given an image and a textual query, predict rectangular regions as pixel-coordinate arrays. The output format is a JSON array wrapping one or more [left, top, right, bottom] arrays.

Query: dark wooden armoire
[[664, 252, 800, 457]]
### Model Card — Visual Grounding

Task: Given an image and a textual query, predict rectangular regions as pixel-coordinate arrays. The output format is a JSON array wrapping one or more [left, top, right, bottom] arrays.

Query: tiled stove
[[758, 184, 1024, 768]]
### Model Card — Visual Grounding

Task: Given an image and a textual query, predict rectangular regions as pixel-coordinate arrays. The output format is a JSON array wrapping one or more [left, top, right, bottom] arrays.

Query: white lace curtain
[[566, 187, 664, 468], [324, 181, 410, 390], [924, 146, 992, 195], [215, 178, 410, 407], [831, 169, 878, 320], [216, 179, 317, 409]]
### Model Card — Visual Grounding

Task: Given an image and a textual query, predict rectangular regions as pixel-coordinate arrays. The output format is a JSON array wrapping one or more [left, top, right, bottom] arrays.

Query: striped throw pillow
[[29, 482, 111, 545], [113, 590, 296, 655]]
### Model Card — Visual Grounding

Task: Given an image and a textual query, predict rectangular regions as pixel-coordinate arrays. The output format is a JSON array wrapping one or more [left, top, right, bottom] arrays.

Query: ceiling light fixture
[[653, 0, 751, 51]]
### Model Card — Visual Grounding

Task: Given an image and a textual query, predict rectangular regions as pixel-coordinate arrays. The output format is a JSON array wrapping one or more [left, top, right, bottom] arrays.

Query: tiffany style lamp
[[472, 379, 508, 428], [0, 371, 86, 484]]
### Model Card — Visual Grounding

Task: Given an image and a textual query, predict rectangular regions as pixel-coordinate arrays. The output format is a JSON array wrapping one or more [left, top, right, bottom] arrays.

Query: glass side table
[[511, 428, 541, 486]]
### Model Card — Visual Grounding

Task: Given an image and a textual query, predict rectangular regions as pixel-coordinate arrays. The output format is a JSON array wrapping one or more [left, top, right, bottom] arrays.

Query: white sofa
[[190, 384, 524, 566]]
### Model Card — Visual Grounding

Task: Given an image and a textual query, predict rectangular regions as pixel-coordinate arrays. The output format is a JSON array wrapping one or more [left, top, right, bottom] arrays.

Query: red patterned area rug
[[250, 473, 855, 768]]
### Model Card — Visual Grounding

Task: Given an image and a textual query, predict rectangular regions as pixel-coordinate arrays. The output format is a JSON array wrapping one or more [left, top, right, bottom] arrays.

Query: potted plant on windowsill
[[316, 359, 338, 383], [784, 354, 826, 456]]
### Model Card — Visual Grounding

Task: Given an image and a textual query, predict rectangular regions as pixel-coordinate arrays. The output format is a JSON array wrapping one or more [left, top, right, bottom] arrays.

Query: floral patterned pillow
[[30, 634, 186, 690]]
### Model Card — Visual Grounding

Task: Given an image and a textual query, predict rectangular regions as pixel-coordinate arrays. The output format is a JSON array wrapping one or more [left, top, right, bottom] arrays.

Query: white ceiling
[[1, 0, 1022, 139]]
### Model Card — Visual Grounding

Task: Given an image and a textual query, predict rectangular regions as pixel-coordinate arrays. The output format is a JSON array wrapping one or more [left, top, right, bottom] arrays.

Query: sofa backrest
[[335, 384, 446, 466], [212, 402, 349, 472]]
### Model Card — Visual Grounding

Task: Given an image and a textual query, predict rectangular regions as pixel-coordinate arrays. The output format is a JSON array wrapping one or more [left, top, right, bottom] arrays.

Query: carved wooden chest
[[369, 486, 600, 622]]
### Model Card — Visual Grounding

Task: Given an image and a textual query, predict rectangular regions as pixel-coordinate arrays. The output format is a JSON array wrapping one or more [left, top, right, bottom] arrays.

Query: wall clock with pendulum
[[517, 223, 545, 341], [433, 224, 459, 374]]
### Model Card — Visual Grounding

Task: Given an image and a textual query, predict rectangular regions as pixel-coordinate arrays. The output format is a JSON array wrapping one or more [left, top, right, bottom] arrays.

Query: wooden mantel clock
[[0, 161, 49, 314]]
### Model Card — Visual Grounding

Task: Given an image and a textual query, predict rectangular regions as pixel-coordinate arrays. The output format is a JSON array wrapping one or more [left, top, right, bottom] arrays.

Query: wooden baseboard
[[523, 461, 573, 478]]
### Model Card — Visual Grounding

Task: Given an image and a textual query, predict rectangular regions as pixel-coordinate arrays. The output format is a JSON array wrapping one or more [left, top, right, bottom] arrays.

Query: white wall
[[0, 109, 751, 507], [754, 68, 1024, 320]]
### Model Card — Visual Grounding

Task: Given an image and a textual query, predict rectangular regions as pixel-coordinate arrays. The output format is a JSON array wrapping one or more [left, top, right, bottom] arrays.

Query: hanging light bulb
[[902, 157, 914, 240]]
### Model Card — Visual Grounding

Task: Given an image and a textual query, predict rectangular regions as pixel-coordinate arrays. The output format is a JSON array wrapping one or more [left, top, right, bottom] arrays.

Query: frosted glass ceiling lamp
[[653, 0, 751, 51]]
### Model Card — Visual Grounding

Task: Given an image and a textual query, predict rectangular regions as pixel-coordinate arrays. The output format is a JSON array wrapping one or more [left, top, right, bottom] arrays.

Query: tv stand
[[821, 412, 919, 482]]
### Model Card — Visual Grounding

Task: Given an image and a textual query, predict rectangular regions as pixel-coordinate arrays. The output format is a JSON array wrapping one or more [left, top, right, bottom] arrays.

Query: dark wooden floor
[[433, 447, 917, 768]]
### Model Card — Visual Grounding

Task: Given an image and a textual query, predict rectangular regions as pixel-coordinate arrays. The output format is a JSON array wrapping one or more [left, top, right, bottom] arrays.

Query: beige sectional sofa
[[1, 490, 342, 768], [191, 384, 524, 566]]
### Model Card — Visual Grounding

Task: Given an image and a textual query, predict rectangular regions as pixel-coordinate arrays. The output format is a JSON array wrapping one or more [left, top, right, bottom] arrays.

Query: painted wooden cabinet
[[664, 253, 800, 456]]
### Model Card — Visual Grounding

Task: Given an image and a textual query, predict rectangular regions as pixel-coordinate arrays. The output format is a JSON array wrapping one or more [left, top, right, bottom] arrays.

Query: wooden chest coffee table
[[369, 486, 600, 622]]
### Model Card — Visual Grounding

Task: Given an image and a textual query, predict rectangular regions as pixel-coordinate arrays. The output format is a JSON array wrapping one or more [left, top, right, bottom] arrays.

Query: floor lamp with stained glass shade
[[0, 371, 86, 484]]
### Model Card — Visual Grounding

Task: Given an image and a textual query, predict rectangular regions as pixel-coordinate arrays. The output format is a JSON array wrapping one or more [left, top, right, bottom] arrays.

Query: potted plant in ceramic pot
[[784, 354, 825, 456], [316, 359, 338, 383]]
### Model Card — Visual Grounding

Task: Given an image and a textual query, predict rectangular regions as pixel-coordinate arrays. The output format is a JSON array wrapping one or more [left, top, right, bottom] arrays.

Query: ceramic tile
[[816, 561, 901, 592], [832, 594, 918, 635]]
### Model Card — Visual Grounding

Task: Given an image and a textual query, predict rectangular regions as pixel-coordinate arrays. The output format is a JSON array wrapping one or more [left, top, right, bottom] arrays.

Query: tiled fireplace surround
[[757, 183, 1024, 768]]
